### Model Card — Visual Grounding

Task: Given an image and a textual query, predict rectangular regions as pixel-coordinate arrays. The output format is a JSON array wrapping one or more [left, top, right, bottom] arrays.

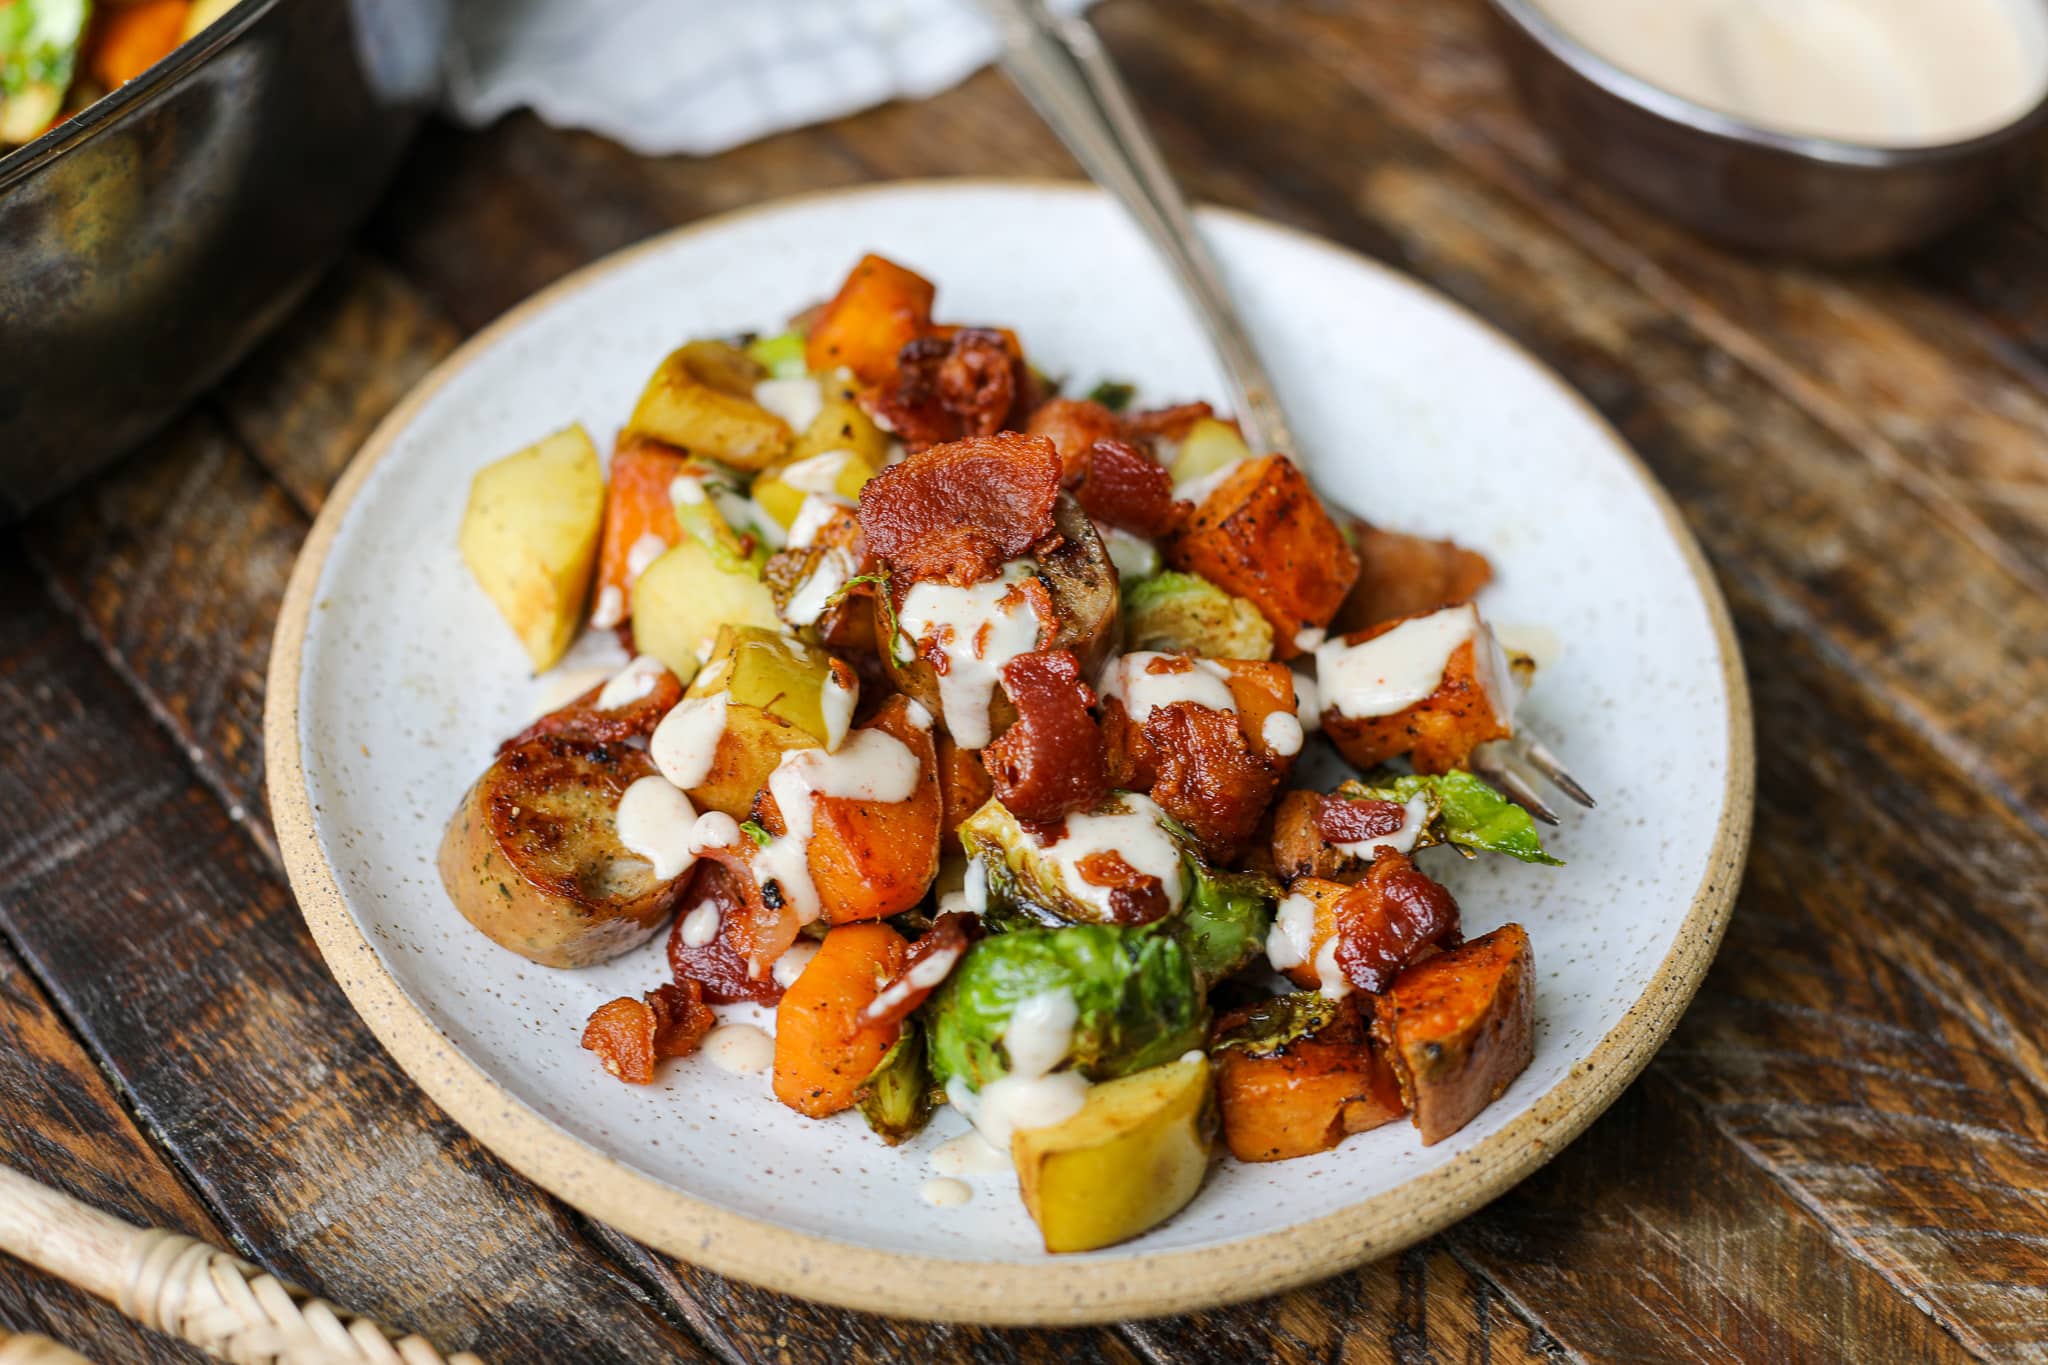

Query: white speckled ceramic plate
[[267, 181, 1752, 1324]]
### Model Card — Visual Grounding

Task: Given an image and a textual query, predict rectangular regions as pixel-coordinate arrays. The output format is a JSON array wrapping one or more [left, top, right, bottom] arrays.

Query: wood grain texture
[[5, 0, 2048, 1358], [0, 939, 212, 1364], [0, 551, 709, 1364]]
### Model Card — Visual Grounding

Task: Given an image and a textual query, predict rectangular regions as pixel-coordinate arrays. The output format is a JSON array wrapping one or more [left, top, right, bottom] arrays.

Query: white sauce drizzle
[[1098, 652, 1237, 722], [702, 1024, 774, 1075], [896, 562, 1045, 750], [945, 988, 1087, 1150], [1174, 456, 1247, 508], [753, 376, 825, 433], [679, 900, 722, 948], [1033, 794, 1188, 920], [919, 1177, 972, 1208], [1316, 603, 1515, 725], [595, 654, 666, 711], [614, 776, 700, 880], [670, 474, 708, 505], [1096, 522, 1161, 580], [820, 666, 858, 753], [781, 547, 854, 629], [777, 447, 856, 497], [590, 584, 626, 629], [863, 942, 963, 1023], [1313, 935, 1351, 1001], [1290, 665, 1322, 734], [753, 729, 921, 926], [771, 937, 820, 988], [962, 857, 989, 913], [787, 493, 844, 550], [1262, 710, 1304, 758], [626, 532, 670, 582], [1265, 892, 1317, 971], [650, 693, 730, 790], [930, 1132, 1010, 1177], [1179, 1049, 1206, 1065], [1331, 792, 1433, 861], [1293, 626, 1326, 652]]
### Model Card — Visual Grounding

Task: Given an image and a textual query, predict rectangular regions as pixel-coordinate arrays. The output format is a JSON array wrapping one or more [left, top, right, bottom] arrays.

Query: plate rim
[[264, 177, 1754, 1325]]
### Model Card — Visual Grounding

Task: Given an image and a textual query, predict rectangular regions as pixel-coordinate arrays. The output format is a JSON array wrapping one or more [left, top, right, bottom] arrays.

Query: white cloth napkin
[[442, 0, 1093, 157]]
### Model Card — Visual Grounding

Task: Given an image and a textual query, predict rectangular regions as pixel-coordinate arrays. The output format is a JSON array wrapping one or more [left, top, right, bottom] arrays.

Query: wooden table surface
[[4, 1, 2047, 1359]]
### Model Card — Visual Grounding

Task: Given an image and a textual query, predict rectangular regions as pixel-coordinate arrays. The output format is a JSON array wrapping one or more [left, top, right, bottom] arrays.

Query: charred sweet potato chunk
[[805, 254, 937, 385], [1320, 613, 1513, 774], [981, 650, 1108, 826], [857, 432, 1062, 585], [937, 733, 995, 840], [1269, 790, 1371, 884], [1166, 455, 1358, 658], [1375, 923, 1536, 1145], [1212, 996, 1406, 1162], [582, 981, 716, 1085], [1070, 438, 1184, 540], [1335, 519, 1494, 633]]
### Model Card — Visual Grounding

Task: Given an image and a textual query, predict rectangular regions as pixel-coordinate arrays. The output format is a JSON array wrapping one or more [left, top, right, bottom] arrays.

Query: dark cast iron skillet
[[0, 0, 448, 519]]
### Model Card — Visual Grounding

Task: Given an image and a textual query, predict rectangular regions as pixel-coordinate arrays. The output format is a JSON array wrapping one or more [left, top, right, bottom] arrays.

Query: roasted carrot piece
[[1374, 923, 1535, 1145], [773, 922, 910, 1117], [804, 695, 943, 923], [805, 254, 937, 385], [1212, 996, 1405, 1162], [89, 0, 190, 88], [593, 436, 694, 625], [1165, 455, 1358, 658]]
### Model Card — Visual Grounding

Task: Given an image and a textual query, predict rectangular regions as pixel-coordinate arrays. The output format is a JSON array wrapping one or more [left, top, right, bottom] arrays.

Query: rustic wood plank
[[213, 254, 461, 518], [0, 938, 213, 1364], [1123, 1242, 1572, 1364], [0, 551, 712, 1364]]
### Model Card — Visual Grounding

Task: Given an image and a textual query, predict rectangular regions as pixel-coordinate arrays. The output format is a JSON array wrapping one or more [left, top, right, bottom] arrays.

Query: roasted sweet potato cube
[[1211, 659, 1298, 765], [1268, 789, 1371, 885], [1166, 455, 1358, 658], [1374, 923, 1536, 1145], [1268, 876, 1348, 993], [1213, 996, 1406, 1162], [1318, 606, 1515, 774], [805, 254, 937, 385], [592, 437, 695, 628], [936, 733, 993, 840]]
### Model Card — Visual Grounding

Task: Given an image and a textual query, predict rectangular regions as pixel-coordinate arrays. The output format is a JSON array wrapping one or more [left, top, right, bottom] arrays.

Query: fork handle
[[980, 0, 1297, 456], [0, 1164, 482, 1365]]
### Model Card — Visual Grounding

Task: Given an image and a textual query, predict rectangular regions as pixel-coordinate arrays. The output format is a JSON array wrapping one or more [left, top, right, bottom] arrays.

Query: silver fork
[[980, 0, 1595, 821]]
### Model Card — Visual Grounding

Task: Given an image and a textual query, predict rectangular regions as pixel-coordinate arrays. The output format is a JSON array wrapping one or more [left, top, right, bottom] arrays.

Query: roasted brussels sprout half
[[855, 1018, 935, 1145], [1122, 570, 1274, 660], [1336, 770, 1560, 865], [923, 923, 1207, 1093]]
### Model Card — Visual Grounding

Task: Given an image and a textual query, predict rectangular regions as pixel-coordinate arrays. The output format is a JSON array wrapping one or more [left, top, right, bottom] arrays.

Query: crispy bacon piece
[[1075, 850, 1174, 925], [862, 911, 982, 1028], [858, 432, 1062, 585], [1071, 438, 1185, 539], [668, 861, 783, 1004], [1026, 397, 1127, 478], [581, 980, 715, 1085], [1123, 402, 1217, 443], [981, 650, 1108, 826], [499, 666, 684, 752], [867, 328, 1028, 452], [1335, 519, 1494, 633], [1333, 852, 1461, 995], [1315, 795, 1410, 845], [1106, 693, 1280, 863]]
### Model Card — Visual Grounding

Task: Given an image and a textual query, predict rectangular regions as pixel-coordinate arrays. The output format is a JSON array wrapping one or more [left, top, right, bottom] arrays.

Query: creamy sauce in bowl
[[1535, 0, 2048, 146]]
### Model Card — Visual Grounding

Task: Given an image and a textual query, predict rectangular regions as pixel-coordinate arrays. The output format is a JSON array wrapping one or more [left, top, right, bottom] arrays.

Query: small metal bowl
[[1484, 0, 2048, 261]]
